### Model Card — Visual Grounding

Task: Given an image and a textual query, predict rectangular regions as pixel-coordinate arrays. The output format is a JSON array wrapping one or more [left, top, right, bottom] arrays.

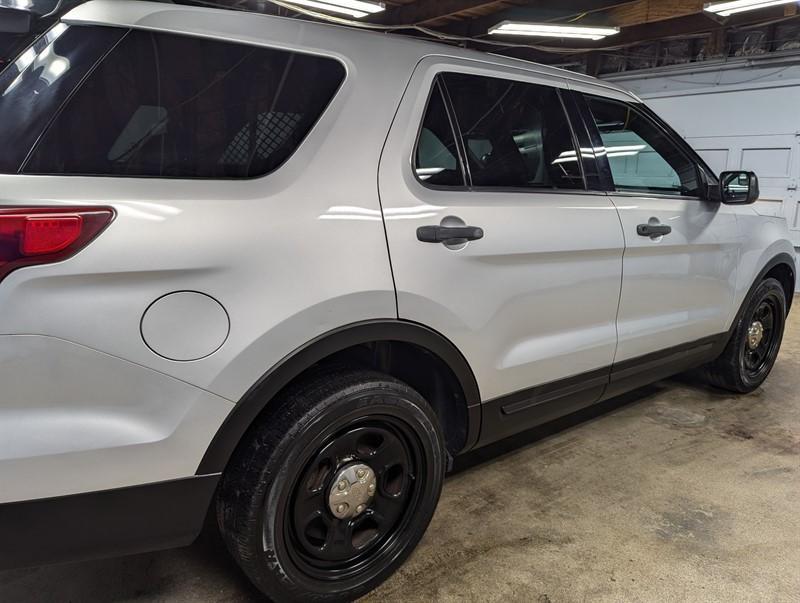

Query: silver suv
[[0, 1, 796, 601]]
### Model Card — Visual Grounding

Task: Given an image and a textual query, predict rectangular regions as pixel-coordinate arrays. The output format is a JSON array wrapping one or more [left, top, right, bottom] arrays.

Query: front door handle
[[417, 225, 484, 244], [637, 223, 672, 238]]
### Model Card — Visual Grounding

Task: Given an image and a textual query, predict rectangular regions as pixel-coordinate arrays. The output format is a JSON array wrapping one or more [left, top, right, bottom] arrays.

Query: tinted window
[[0, 25, 125, 174], [442, 73, 584, 190], [414, 81, 465, 187], [25, 30, 345, 178], [587, 97, 699, 197]]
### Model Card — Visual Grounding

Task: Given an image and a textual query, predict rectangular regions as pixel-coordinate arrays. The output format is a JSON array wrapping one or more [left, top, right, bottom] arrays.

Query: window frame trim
[[565, 91, 615, 193]]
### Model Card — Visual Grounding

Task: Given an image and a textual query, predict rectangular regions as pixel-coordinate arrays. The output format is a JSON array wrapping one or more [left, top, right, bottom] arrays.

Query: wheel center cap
[[328, 463, 376, 520], [747, 321, 764, 350]]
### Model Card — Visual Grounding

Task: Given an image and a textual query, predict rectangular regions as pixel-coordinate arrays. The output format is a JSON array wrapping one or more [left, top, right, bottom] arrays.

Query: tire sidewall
[[736, 278, 786, 390], [252, 378, 445, 601]]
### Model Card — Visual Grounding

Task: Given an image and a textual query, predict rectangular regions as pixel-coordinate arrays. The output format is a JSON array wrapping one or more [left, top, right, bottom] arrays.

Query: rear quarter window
[[0, 24, 126, 174], [22, 28, 346, 179]]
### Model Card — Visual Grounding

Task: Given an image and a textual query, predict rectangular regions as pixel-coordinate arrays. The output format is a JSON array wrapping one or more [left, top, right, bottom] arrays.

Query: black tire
[[217, 369, 446, 602], [704, 277, 787, 393]]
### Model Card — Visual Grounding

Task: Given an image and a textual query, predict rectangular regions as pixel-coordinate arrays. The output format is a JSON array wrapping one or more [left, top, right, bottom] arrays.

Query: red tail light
[[0, 207, 115, 282]]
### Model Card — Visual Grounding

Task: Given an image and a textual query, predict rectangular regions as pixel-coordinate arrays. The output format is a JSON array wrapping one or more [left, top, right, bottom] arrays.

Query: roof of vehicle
[[62, 0, 637, 101]]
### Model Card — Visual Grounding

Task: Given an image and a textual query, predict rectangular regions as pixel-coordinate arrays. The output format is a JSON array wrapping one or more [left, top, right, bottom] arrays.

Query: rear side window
[[414, 81, 466, 187], [442, 73, 584, 191], [0, 25, 126, 174], [24, 30, 346, 179]]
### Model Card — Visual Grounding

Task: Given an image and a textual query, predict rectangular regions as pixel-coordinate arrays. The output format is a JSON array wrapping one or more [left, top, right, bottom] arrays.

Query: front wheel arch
[[725, 253, 795, 349]]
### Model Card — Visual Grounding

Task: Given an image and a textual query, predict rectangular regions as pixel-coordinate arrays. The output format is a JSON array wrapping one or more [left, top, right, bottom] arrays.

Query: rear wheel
[[217, 370, 445, 602], [704, 277, 787, 393]]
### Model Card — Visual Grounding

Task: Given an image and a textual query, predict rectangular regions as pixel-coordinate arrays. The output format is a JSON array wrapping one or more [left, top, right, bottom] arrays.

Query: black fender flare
[[196, 320, 481, 474], [720, 252, 796, 351]]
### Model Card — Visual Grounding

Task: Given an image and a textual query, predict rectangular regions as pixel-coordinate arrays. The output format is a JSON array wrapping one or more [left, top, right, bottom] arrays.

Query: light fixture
[[284, 0, 384, 19], [489, 21, 620, 41], [704, 0, 798, 16], [0, 0, 33, 9]]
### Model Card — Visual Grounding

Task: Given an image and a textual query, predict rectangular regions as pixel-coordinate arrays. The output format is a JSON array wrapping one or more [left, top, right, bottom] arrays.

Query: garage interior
[[1, 0, 799, 601]]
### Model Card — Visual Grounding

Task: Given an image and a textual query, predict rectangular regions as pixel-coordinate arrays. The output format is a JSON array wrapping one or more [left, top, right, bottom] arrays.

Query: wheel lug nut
[[357, 469, 366, 479], [337, 480, 347, 491], [368, 484, 376, 494], [337, 503, 348, 514], [356, 504, 366, 514]]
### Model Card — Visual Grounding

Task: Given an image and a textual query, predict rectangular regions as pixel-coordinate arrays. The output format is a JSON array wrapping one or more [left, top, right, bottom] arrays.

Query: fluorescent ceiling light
[[284, 0, 384, 19], [0, 0, 33, 9], [704, 0, 798, 16], [489, 21, 620, 40]]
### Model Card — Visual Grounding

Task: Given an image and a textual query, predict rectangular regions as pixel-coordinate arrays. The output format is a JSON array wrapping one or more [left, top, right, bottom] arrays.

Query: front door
[[582, 94, 740, 365], [379, 59, 625, 445]]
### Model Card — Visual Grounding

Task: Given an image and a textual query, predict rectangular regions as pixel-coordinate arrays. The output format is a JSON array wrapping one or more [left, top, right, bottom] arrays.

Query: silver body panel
[[379, 57, 625, 400], [611, 196, 740, 361], [0, 335, 231, 503], [0, 0, 795, 504]]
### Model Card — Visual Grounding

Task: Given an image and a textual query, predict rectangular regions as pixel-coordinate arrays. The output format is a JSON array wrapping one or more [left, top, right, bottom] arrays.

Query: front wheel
[[217, 369, 446, 602], [704, 277, 787, 393]]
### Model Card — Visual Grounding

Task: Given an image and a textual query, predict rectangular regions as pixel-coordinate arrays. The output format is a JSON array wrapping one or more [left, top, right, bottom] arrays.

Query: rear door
[[580, 93, 740, 367], [379, 58, 625, 446]]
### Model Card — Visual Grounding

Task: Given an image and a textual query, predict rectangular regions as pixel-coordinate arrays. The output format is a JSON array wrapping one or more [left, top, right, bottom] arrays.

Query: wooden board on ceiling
[[608, 0, 706, 27]]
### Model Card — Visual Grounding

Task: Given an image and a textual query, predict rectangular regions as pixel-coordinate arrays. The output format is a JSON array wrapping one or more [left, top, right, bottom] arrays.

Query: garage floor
[[2, 299, 798, 602]]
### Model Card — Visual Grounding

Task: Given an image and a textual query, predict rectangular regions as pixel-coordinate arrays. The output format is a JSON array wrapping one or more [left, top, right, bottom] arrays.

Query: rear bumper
[[0, 475, 219, 570]]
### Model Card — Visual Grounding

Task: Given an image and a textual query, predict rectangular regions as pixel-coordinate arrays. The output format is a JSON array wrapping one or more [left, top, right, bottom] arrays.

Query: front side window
[[24, 29, 346, 178], [442, 73, 584, 190], [586, 96, 700, 197]]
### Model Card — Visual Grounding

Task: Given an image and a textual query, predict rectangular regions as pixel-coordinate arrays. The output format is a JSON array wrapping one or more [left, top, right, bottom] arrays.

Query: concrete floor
[[2, 301, 799, 602]]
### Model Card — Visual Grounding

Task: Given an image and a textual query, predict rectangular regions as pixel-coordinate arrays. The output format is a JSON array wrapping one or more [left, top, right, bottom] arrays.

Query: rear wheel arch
[[196, 320, 481, 475]]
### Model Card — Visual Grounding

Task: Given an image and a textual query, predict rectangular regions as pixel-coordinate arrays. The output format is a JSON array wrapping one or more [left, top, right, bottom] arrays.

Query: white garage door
[[690, 134, 800, 237]]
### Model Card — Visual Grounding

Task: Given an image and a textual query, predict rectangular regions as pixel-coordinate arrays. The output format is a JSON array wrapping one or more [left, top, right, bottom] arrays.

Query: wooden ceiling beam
[[608, 4, 791, 46], [607, 0, 706, 27], [447, 3, 796, 67], [369, 0, 504, 25]]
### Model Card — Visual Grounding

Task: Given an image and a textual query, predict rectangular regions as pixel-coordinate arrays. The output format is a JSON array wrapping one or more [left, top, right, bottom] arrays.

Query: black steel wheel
[[217, 369, 445, 602], [287, 419, 423, 580], [740, 295, 782, 382], [704, 277, 787, 393]]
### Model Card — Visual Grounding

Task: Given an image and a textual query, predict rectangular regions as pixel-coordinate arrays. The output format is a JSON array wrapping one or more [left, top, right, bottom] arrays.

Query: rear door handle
[[417, 225, 484, 244], [637, 223, 672, 238]]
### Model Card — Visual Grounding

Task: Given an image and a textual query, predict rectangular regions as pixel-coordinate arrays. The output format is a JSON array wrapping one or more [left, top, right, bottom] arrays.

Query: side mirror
[[719, 171, 759, 205]]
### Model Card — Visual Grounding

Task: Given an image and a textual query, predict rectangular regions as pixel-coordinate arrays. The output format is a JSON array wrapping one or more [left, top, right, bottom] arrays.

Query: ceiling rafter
[[369, 0, 506, 26], [607, 0, 707, 27]]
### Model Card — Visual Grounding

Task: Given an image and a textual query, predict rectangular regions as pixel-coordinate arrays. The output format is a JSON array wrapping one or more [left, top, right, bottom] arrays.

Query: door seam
[[607, 192, 627, 368]]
